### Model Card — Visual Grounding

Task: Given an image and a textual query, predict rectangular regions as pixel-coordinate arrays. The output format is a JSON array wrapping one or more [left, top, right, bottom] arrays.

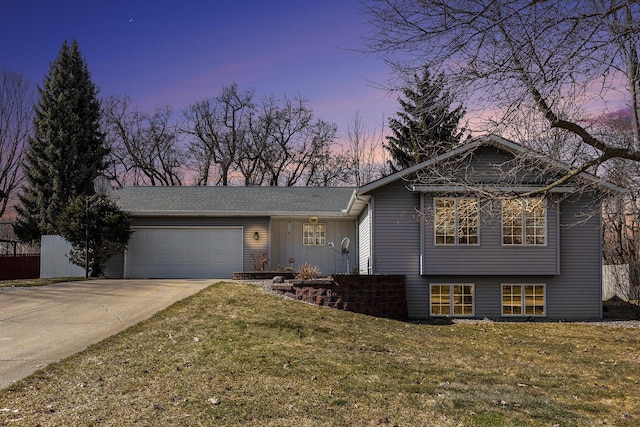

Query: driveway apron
[[0, 279, 214, 389]]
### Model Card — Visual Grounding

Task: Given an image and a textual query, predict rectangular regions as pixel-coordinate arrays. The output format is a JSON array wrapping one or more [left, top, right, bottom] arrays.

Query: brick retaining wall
[[270, 274, 407, 320]]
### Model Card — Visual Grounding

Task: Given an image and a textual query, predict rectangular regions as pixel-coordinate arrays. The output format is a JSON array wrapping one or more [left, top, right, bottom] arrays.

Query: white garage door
[[125, 228, 243, 278]]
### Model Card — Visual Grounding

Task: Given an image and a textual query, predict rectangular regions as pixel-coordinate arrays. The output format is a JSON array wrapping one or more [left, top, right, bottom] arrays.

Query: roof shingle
[[113, 186, 357, 217]]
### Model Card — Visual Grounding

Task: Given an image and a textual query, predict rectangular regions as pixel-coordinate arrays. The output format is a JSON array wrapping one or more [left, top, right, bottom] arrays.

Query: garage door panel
[[126, 228, 243, 278]]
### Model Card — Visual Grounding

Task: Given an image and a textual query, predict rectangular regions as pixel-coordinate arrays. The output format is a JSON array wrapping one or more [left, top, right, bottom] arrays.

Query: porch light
[[254, 231, 260, 240]]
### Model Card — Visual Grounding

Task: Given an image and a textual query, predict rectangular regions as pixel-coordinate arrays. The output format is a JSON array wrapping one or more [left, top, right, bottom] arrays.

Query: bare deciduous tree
[[143, 106, 185, 186], [600, 113, 640, 305], [104, 96, 185, 186], [257, 95, 337, 186], [241, 99, 276, 186], [183, 84, 254, 186], [108, 85, 339, 187], [361, 0, 640, 182], [344, 110, 384, 186], [0, 69, 33, 217], [602, 158, 640, 305]]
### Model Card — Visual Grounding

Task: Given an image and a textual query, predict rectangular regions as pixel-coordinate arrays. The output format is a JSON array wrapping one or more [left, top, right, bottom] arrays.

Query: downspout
[[355, 194, 373, 274]]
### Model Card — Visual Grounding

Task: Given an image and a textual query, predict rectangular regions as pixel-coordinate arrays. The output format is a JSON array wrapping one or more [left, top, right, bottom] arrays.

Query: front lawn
[[0, 277, 87, 288], [0, 281, 638, 426]]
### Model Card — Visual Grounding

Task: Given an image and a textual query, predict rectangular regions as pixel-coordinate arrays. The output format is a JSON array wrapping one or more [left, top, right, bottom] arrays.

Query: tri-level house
[[104, 135, 619, 320], [347, 135, 620, 320]]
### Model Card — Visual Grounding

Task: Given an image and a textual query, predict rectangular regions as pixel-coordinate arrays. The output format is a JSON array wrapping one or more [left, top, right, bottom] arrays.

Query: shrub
[[251, 251, 269, 272], [296, 262, 320, 280]]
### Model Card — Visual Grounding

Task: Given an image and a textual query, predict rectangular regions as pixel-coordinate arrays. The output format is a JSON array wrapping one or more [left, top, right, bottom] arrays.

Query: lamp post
[[85, 175, 111, 278]]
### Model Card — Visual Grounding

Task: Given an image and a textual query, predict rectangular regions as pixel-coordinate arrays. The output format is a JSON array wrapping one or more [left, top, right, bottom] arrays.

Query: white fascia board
[[344, 191, 370, 216], [127, 210, 357, 218], [357, 140, 485, 195], [412, 185, 576, 193]]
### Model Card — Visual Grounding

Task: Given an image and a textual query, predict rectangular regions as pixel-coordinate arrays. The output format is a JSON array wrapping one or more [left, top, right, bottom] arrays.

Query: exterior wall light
[[254, 231, 260, 240]]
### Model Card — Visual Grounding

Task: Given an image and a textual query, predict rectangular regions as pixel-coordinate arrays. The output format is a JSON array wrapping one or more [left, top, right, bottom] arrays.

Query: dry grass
[[0, 281, 638, 426], [0, 277, 89, 288]]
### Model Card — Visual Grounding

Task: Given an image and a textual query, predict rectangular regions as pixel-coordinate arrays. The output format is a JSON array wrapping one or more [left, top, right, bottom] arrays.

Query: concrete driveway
[[0, 279, 215, 389]]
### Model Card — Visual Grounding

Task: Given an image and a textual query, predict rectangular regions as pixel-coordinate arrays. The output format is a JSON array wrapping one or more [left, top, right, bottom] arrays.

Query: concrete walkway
[[0, 279, 214, 389]]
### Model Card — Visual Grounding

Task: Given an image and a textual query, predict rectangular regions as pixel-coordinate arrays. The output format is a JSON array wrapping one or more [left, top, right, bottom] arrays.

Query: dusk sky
[[1, 1, 396, 143]]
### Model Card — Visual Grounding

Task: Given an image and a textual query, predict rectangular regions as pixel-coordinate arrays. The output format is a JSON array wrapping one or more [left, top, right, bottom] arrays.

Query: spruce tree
[[58, 196, 132, 277], [385, 68, 467, 172], [15, 40, 107, 242]]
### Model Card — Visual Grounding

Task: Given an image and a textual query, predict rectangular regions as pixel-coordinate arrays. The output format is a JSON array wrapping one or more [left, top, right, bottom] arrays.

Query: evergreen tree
[[385, 68, 467, 172], [15, 40, 107, 242], [58, 196, 132, 277]]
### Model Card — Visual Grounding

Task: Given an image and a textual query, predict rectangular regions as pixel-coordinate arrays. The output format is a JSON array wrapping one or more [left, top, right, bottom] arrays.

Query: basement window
[[502, 284, 546, 316], [430, 284, 475, 317]]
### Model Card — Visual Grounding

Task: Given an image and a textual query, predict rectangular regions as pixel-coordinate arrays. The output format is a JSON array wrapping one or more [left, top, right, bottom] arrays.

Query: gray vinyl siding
[[368, 180, 427, 317], [422, 197, 559, 275], [416, 196, 603, 320], [547, 194, 602, 319], [365, 173, 604, 319], [446, 145, 561, 184], [270, 218, 356, 275], [125, 216, 270, 273], [357, 205, 371, 274]]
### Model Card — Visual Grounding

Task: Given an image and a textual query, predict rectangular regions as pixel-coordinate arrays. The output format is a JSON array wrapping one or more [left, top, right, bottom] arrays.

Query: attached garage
[[107, 186, 357, 280], [125, 227, 243, 279]]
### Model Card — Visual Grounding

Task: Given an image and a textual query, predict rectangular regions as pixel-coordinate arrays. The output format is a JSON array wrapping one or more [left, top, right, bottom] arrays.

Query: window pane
[[431, 285, 451, 316], [303, 223, 326, 246], [458, 199, 478, 245], [452, 285, 473, 316], [435, 198, 478, 245], [505, 284, 545, 316], [435, 199, 456, 245], [502, 285, 523, 315], [502, 198, 546, 245], [315, 224, 326, 245], [303, 224, 314, 245], [502, 200, 523, 245], [524, 199, 545, 245]]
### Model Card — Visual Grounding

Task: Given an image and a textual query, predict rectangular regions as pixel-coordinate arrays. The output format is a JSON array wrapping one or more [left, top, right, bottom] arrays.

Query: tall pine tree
[[15, 40, 107, 242], [385, 68, 467, 172]]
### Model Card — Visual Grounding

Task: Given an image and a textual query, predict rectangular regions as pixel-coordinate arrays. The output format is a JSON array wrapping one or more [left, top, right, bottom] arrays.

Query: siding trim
[[420, 194, 425, 275]]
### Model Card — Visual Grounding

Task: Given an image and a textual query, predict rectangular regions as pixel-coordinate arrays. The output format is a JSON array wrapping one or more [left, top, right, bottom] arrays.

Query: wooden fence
[[0, 254, 40, 280]]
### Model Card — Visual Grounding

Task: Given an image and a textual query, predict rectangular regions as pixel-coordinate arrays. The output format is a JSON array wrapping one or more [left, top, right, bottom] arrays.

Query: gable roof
[[113, 186, 357, 217], [113, 136, 624, 219], [356, 134, 625, 196]]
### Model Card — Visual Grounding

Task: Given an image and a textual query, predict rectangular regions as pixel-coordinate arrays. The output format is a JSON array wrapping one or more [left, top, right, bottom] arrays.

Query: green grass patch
[[0, 281, 638, 426]]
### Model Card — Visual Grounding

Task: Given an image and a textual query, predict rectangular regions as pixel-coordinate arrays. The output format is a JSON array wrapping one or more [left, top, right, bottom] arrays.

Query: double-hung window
[[434, 198, 478, 245], [502, 284, 546, 316], [303, 223, 326, 246], [502, 198, 546, 245], [430, 284, 474, 316]]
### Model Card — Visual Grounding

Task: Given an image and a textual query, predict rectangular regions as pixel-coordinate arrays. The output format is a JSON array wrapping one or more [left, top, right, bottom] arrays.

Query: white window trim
[[433, 197, 480, 246], [303, 223, 326, 246], [501, 198, 547, 247], [501, 283, 547, 317], [429, 283, 475, 317]]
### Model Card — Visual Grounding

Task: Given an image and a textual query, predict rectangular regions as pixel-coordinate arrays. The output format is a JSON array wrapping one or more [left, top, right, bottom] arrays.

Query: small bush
[[296, 262, 320, 280], [251, 251, 269, 272]]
